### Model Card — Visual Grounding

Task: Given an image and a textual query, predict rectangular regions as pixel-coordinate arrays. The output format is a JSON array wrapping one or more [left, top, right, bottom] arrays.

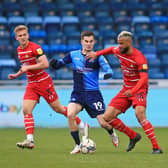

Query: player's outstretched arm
[[86, 51, 97, 61], [50, 53, 72, 70], [49, 59, 60, 69], [86, 47, 114, 61], [21, 55, 49, 73], [8, 69, 24, 80]]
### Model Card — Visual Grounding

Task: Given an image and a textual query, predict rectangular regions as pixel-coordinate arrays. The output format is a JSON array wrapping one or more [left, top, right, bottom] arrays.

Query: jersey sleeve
[[32, 44, 44, 58], [54, 53, 72, 69], [135, 52, 148, 73], [62, 53, 72, 64], [96, 47, 115, 56], [98, 56, 113, 74]]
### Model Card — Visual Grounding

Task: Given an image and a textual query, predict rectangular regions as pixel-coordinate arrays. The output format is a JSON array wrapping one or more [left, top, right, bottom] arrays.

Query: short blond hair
[[117, 31, 132, 40], [14, 25, 28, 34]]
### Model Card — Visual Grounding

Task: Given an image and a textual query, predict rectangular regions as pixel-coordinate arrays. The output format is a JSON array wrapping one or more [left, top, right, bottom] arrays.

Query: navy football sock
[[70, 131, 80, 145]]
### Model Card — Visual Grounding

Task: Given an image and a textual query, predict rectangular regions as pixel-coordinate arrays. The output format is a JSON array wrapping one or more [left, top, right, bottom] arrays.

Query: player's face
[[81, 36, 95, 52], [118, 37, 130, 54], [15, 29, 29, 48]]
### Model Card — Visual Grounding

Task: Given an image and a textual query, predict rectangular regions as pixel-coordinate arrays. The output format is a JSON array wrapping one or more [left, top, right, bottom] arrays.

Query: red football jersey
[[96, 47, 148, 88], [17, 41, 49, 83]]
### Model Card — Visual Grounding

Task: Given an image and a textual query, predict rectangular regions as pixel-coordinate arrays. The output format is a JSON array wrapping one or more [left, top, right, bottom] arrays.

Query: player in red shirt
[[86, 31, 163, 154], [8, 25, 88, 149]]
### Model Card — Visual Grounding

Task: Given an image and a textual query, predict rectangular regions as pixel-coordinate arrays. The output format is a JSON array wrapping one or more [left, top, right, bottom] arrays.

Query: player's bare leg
[[16, 100, 37, 149], [105, 106, 141, 152], [97, 114, 120, 147], [68, 103, 82, 154], [50, 99, 89, 137], [135, 106, 163, 154]]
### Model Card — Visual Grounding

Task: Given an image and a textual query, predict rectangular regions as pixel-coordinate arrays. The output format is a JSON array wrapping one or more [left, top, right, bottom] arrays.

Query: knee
[[23, 107, 31, 115], [103, 115, 110, 122], [52, 105, 64, 113], [103, 113, 117, 123], [135, 106, 146, 122], [67, 111, 76, 120], [103, 107, 120, 122], [98, 119, 109, 129]]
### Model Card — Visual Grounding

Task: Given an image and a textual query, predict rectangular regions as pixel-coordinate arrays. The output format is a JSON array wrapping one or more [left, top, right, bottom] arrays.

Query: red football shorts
[[24, 76, 58, 104], [108, 87, 148, 113]]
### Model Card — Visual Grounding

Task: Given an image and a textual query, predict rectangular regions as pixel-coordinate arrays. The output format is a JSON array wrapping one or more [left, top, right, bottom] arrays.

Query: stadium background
[[0, 0, 168, 128]]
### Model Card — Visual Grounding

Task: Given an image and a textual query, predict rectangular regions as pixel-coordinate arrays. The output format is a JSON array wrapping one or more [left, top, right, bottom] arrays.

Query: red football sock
[[62, 106, 81, 125], [110, 118, 137, 139], [24, 113, 34, 135], [141, 119, 160, 149]]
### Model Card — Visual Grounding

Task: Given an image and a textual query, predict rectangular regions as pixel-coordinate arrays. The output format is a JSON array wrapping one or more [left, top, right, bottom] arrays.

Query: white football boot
[[70, 144, 81, 154], [16, 139, 34, 149], [111, 129, 120, 147]]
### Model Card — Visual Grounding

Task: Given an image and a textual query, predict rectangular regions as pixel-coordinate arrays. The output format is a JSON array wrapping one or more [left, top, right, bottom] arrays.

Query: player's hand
[[8, 74, 17, 80], [86, 51, 97, 61], [49, 59, 59, 69], [103, 73, 112, 80], [123, 89, 132, 97]]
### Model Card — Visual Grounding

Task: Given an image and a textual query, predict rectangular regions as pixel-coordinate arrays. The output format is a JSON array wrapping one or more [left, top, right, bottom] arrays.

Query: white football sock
[[27, 134, 34, 142]]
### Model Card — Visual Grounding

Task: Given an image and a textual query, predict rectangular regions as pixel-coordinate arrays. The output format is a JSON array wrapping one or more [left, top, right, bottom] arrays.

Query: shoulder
[[98, 55, 106, 62], [133, 48, 147, 63], [133, 48, 145, 58], [70, 50, 81, 55], [17, 46, 21, 51], [112, 46, 120, 54], [70, 50, 81, 58], [29, 41, 44, 55], [133, 48, 144, 56], [29, 41, 41, 49]]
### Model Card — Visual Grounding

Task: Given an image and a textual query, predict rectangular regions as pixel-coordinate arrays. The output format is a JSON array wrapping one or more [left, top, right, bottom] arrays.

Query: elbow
[[45, 62, 49, 69], [143, 74, 148, 83], [140, 72, 148, 83], [44, 62, 49, 69]]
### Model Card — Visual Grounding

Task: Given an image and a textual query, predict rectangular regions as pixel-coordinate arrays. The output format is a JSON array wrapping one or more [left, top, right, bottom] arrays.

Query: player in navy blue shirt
[[50, 30, 119, 154]]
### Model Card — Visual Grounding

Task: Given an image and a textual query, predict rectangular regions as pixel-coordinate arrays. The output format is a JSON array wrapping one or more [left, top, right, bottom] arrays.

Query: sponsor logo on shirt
[[74, 58, 80, 60]]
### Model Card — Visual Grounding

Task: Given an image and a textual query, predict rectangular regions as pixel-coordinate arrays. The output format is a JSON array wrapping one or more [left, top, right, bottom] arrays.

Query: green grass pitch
[[0, 128, 167, 168]]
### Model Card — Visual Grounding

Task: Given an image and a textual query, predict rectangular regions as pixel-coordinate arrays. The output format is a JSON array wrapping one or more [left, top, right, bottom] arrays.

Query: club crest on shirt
[[36, 48, 43, 55], [142, 64, 148, 70]]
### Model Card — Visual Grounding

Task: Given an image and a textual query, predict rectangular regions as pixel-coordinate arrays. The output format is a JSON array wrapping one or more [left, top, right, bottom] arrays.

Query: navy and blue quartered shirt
[[55, 50, 113, 91]]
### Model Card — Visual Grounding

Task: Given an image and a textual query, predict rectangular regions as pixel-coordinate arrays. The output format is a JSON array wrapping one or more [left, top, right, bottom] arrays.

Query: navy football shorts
[[69, 90, 105, 118]]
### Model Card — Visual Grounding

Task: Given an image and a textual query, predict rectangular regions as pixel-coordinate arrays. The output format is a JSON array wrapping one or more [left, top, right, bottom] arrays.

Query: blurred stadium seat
[[25, 16, 43, 31], [0, 0, 168, 80], [62, 16, 80, 35]]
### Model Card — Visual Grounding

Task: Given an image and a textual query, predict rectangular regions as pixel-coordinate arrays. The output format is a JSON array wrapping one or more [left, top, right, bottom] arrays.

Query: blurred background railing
[[0, 79, 168, 89]]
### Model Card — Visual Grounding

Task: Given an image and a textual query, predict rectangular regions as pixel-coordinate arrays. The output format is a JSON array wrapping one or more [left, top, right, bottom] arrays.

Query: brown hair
[[81, 30, 95, 39], [14, 25, 28, 34]]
